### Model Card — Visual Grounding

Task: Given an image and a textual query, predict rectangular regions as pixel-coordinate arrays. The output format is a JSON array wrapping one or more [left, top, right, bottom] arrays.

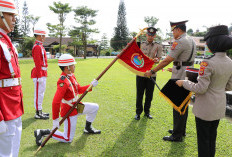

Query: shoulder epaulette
[[204, 54, 215, 59], [60, 75, 66, 80]]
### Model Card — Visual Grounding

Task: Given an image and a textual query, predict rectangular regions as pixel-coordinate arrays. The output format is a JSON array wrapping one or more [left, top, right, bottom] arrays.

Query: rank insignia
[[171, 42, 178, 50], [199, 66, 205, 76], [59, 83, 64, 87], [200, 61, 208, 67]]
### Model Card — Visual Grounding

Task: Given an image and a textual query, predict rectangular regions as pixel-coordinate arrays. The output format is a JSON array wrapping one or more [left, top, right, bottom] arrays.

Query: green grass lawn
[[18, 58, 232, 157]]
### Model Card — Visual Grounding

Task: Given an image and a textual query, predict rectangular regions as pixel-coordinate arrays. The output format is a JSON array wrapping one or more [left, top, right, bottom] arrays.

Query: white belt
[[41, 67, 47, 70], [62, 97, 78, 107], [0, 78, 21, 87]]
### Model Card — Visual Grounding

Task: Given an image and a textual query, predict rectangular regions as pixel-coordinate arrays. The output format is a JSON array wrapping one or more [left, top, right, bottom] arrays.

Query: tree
[[144, 16, 159, 27], [21, 1, 30, 36], [9, 17, 22, 42], [69, 29, 83, 56], [187, 29, 193, 35], [27, 15, 40, 33], [70, 6, 98, 59], [48, 1, 72, 52], [9, 0, 22, 41], [193, 31, 207, 37], [100, 33, 109, 50], [110, 0, 129, 51], [18, 37, 35, 57]]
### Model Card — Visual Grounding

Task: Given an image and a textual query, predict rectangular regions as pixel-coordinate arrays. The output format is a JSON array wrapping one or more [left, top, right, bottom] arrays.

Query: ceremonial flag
[[118, 40, 156, 76], [159, 79, 192, 115]]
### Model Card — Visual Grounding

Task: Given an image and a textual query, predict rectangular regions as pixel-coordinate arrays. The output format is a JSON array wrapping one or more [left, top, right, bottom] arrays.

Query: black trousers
[[172, 107, 188, 138], [195, 117, 220, 157], [136, 76, 156, 115]]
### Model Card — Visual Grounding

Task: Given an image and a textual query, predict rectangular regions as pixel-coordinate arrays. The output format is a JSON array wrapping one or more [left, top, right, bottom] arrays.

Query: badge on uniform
[[199, 61, 208, 76], [199, 67, 205, 76], [171, 42, 178, 50], [200, 61, 208, 67], [59, 83, 64, 87]]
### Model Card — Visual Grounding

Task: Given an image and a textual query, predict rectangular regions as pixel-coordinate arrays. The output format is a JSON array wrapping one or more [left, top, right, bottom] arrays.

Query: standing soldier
[[0, 0, 24, 156], [176, 25, 232, 157], [31, 27, 49, 119], [134, 27, 163, 120], [34, 54, 101, 146], [145, 21, 196, 142]]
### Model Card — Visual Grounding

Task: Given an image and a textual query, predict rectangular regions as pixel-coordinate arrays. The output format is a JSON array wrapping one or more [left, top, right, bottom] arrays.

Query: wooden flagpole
[[35, 28, 147, 155]]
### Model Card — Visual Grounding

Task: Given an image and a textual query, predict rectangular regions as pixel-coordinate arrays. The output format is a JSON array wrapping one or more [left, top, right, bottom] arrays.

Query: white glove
[[91, 79, 98, 87], [0, 120, 7, 134], [53, 118, 60, 129], [37, 78, 43, 83]]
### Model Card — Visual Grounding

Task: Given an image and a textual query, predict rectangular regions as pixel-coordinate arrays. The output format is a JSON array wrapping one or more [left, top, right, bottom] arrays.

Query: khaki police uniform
[[141, 41, 163, 77], [183, 53, 232, 120], [183, 53, 232, 157], [169, 33, 196, 79], [136, 41, 163, 116], [168, 32, 196, 139]]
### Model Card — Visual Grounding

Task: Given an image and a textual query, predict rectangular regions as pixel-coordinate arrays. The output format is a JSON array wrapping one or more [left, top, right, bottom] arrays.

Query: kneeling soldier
[[34, 54, 100, 146]]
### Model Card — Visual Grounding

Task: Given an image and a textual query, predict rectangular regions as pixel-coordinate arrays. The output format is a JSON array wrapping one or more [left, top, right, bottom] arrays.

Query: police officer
[[34, 54, 101, 146], [134, 27, 163, 120], [0, 0, 24, 156], [31, 26, 49, 119], [145, 20, 196, 141], [176, 25, 232, 157]]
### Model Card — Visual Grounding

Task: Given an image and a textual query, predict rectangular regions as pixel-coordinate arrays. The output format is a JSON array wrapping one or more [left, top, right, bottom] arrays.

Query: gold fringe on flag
[[159, 91, 192, 115]]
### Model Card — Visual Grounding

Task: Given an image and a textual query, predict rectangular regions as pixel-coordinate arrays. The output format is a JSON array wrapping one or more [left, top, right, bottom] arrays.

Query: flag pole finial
[[135, 27, 148, 39]]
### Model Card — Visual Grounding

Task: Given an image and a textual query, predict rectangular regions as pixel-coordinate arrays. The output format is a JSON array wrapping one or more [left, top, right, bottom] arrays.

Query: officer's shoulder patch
[[171, 41, 178, 50], [199, 66, 205, 76], [199, 61, 208, 76], [60, 75, 66, 80], [200, 61, 208, 67], [59, 83, 64, 87]]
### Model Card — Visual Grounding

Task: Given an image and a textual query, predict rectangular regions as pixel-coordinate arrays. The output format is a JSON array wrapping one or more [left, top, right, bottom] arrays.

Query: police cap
[[170, 20, 188, 31], [147, 27, 157, 36]]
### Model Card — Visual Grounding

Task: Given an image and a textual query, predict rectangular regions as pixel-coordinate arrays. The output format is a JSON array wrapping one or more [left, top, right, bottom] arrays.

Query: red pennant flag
[[118, 40, 156, 76]]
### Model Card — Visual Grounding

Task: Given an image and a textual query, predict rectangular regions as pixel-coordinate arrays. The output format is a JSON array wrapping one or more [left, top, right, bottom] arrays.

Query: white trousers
[[0, 117, 22, 157], [33, 77, 47, 111], [52, 102, 99, 143]]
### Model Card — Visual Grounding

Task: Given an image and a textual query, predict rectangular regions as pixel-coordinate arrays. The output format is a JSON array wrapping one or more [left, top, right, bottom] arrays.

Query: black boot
[[34, 129, 51, 146], [84, 121, 101, 134], [35, 110, 49, 119]]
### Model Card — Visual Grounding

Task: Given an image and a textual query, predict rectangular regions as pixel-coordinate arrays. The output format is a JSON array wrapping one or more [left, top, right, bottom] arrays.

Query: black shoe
[[42, 112, 49, 116], [34, 129, 51, 146], [35, 110, 49, 120], [134, 114, 140, 120], [84, 121, 101, 134], [168, 129, 186, 136], [163, 135, 182, 142], [144, 114, 153, 119]]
